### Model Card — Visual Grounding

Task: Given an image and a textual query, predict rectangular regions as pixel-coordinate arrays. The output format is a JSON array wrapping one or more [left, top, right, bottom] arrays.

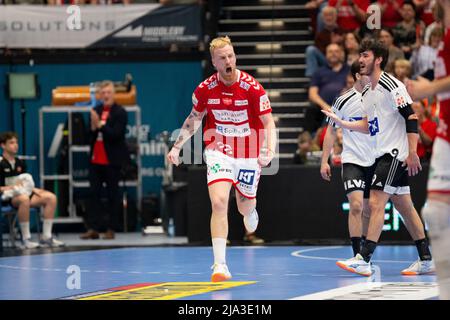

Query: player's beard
[[362, 60, 375, 76]]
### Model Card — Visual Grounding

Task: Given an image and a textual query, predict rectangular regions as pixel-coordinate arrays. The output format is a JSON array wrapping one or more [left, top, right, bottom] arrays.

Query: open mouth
[[226, 67, 232, 74]]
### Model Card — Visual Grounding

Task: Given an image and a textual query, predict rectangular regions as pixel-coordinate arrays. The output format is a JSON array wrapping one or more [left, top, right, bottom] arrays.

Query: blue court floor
[[0, 246, 438, 300]]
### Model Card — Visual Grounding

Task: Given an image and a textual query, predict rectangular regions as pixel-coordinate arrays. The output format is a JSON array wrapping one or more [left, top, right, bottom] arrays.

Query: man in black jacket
[[80, 80, 129, 240]]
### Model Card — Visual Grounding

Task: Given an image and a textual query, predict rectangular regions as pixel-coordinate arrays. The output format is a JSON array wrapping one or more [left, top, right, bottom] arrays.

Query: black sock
[[415, 238, 432, 261], [361, 235, 367, 248], [360, 240, 377, 263], [351, 237, 362, 256]]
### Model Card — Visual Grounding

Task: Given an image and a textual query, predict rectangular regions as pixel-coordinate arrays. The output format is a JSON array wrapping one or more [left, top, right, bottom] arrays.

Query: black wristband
[[406, 119, 419, 133]]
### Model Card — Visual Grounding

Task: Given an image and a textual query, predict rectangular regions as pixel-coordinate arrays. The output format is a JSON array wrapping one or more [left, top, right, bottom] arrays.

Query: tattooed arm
[[167, 107, 206, 166]]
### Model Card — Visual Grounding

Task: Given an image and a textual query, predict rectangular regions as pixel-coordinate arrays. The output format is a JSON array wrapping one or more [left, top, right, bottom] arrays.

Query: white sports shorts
[[204, 149, 261, 199]]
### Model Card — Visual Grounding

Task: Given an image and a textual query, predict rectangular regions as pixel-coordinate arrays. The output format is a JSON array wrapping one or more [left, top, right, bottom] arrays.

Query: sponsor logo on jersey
[[396, 96, 406, 108], [222, 92, 233, 96], [207, 99, 221, 105], [239, 81, 250, 91], [237, 169, 255, 186], [368, 117, 379, 136], [208, 163, 232, 175], [222, 98, 233, 106], [235, 100, 249, 106], [198, 75, 215, 89], [216, 123, 251, 137], [212, 109, 249, 123], [259, 94, 270, 112], [209, 163, 221, 174], [192, 93, 198, 106], [344, 179, 365, 190]]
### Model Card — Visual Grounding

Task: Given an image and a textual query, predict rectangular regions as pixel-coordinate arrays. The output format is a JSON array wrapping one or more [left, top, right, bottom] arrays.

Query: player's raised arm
[[167, 107, 205, 166], [407, 76, 450, 101]]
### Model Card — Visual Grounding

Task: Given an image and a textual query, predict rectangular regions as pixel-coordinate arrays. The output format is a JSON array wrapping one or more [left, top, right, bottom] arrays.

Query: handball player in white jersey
[[321, 61, 373, 257], [407, 0, 450, 299], [326, 38, 434, 277]]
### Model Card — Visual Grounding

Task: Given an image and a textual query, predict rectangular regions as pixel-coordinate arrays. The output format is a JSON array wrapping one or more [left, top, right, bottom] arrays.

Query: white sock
[[43, 219, 53, 239], [212, 237, 227, 265], [20, 222, 31, 240]]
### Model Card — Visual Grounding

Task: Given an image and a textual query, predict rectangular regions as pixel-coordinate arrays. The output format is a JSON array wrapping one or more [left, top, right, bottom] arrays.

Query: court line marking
[[79, 281, 257, 300], [291, 246, 413, 263], [290, 282, 439, 300]]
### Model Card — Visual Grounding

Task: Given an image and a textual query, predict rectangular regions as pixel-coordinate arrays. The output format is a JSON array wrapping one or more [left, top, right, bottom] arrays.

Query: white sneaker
[[21, 238, 40, 249], [401, 259, 435, 276], [40, 237, 66, 248], [243, 209, 259, 233], [211, 263, 232, 282], [336, 254, 373, 277]]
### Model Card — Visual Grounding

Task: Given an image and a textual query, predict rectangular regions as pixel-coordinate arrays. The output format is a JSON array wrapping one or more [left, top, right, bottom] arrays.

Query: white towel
[[1, 173, 35, 201]]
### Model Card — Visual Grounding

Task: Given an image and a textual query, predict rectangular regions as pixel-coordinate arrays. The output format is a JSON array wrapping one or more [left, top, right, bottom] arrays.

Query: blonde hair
[[209, 36, 233, 56], [394, 59, 412, 73]]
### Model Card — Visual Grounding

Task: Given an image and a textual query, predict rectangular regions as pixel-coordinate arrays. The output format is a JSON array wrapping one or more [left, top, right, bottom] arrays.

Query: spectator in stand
[[344, 32, 360, 66], [393, 1, 426, 59], [393, 58, 412, 83], [414, 0, 436, 26], [306, 0, 327, 34], [305, 6, 344, 77], [51, 0, 100, 4], [314, 125, 328, 150], [2, 0, 46, 3], [293, 131, 321, 165], [410, 26, 443, 79], [424, 2, 443, 44], [412, 100, 437, 161], [376, 0, 404, 28], [328, 0, 370, 33], [47, 0, 130, 4], [379, 28, 406, 73], [307, 43, 349, 132]]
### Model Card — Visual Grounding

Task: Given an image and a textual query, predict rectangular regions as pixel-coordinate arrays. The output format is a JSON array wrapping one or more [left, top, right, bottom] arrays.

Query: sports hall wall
[[0, 61, 203, 195]]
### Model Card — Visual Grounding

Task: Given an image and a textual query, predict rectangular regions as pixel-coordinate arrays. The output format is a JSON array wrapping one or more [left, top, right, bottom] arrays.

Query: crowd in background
[[1, 0, 442, 165], [295, 0, 442, 165], [0, 0, 200, 4]]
